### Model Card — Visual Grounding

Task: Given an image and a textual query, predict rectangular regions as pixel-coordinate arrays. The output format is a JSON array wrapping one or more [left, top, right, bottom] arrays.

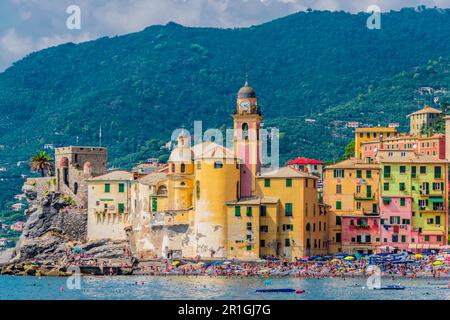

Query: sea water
[[1, 275, 450, 300]]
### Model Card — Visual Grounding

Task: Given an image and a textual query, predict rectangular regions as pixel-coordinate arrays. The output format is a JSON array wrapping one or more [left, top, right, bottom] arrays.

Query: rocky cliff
[[6, 181, 129, 266]]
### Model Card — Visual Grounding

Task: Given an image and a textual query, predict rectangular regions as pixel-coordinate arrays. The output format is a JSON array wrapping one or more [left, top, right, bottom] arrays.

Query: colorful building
[[323, 159, 380, 254], [409, 105, 442, 135], [377, 150, 448, 250], [355, 127, 397, 160]]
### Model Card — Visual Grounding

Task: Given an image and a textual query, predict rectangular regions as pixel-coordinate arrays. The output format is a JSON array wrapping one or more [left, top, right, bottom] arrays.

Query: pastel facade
[[377, 150, 448, 250], [323, 159, 380, 254], [85, 82, 325, 261], [355, 127, 397, 160], [86, 171, 133, 241], [409, 106, 442, 136]]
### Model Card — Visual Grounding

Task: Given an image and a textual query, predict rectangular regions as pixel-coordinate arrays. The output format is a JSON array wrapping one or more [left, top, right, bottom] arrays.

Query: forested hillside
[[1, 7, 450, 208]]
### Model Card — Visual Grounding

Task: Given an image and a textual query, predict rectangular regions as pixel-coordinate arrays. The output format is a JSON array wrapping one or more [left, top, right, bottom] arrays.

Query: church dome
[[238, 81, 256, 99]]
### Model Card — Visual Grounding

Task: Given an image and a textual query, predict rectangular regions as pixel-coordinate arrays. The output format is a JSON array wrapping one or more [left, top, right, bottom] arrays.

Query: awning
[[430, 197, 443, 203], [382, 197, 392, 201], [421, 230, 444, 236]]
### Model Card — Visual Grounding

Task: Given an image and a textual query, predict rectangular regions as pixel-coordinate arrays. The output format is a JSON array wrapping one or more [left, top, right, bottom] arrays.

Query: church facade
[[86, 82, 327, 260]]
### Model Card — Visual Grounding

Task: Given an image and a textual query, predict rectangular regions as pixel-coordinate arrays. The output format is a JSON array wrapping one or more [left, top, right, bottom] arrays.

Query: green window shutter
[[411, 166, 416, 178], [384, 166, 391, 178], [356, 170, 362, 178], [235, 206, 241, 217], [264, 179, 270, 187], [435, 166, 442, 179], [285, 203, 293, 216], [246, 245, 252, 251], [366, 185, 372, 198], [246, 207, 252, 217], [152, 197, 158, 212], [105, 183, 110, 193], [401, 235, 406, 243], [118, 183, 125, 193], [400, 198, 405, 206], [118, 203, 125, 214], [400, 166, 406, 174], [366, 170, 372, 178], [336, 201, 342, 210], [286, 179, 292, 187], [246, 222, 252, 230], [383, 183, 389, 191]]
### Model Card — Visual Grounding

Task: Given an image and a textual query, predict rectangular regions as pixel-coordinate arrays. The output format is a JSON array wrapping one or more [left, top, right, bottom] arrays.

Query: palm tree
[[30, 151, 53, 177]]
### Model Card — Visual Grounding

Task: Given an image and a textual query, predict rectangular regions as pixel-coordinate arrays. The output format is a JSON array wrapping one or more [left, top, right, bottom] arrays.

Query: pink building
[[341, 216, 380, 254], [379, 197, 416, 251]]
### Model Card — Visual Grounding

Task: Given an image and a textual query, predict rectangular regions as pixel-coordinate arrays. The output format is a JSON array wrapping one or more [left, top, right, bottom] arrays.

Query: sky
[[1, 0, 450, 71]]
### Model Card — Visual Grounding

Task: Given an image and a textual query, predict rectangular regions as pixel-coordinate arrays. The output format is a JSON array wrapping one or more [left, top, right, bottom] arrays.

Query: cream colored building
[[409, 106, 441, 136], [86, 171, 133, 241]]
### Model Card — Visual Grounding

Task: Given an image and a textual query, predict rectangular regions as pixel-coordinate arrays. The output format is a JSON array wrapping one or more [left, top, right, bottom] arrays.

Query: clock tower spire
[[233, 79, 262, 198]]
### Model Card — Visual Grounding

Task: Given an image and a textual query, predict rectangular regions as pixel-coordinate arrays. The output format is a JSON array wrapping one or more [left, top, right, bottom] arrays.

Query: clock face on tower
[[240, 100, 251, 112]]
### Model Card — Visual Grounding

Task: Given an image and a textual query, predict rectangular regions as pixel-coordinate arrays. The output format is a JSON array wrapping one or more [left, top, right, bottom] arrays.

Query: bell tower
[[233, 80, 262, 198]]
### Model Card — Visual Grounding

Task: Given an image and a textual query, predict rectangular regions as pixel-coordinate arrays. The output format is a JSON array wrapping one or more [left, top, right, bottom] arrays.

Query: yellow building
[[409, 106, 442, 136], [323, 159, 380, 254], [87, 171, 133, 241], [86, 81, 326, 261], [355, 127, 397, 160]]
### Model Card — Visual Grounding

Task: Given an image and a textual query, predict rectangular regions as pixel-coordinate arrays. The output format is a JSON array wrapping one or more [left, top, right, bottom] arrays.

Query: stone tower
[[55, 146, 107, 208]]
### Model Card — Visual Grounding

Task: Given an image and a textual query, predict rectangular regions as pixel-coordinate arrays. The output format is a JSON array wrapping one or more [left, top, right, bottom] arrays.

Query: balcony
[[354, 193, 375, 201]]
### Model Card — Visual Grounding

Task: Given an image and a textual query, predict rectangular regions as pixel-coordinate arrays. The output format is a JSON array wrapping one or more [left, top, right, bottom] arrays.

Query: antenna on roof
[[99, 125, 102, 147]]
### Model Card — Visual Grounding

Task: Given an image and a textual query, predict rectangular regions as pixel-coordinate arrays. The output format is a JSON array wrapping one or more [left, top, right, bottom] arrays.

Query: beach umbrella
[[344, 256, 355, 261], [171, 261, 181, 267], [433, 261, 442, 266], [331, 259, 339, 263], [436, 256, 446, 261], [415, 254, 423, 259]]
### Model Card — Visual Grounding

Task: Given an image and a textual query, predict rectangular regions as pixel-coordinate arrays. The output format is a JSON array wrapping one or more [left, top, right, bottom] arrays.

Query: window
[[336, 233, 341, 243], [436, 216, 441, 225], [196, 181, 200, 200], [336, 216, 342, 225], [196, 162, 201, 170], [235, 206, 241, 217], [286, 179, 292, 187], [246, 222, 252, 230], [181, 163, 186, 173], [401, 235, 406, 243], [384, 166, 391, 178], [427, 218, 434, 224], [285, 203, 293, 216], [118, 203, 125, 214], [356, 170, 362, 178], [424, 235, 430, 242], [434, 166, 442, 179], [399, 183, 405, 191], [260, 226, 268, 232], [400, 198, 405, 206], [366, 185, 372, 198], [366, 170, 372, 178], [336, 184, 342, 194], [333, 169, 344, 178], [246, 245, 252, 251], [104, 183, 110, 193], [246, 207, 252, 217], [356, 202, 361, 210], [118, 183, 125, 193], [420, 166, 426, 174], [392, 235, 398, 243], [383, 182, 389, 191], [283, 224, 293, 231], [264, 179, 270, 187], [260, 240, 265, 247], [152, 197, 158, 212], [214, 161, 223, 169], [242, 123, 249, 140], [336, 201, 342, 210], [171, 163, 175, 173], [285, 239, 290, 247], [246, 234, 252, 241], [400, 166, 406, 174], [260, 205, 267, 217], [411, 166, 416, 178]]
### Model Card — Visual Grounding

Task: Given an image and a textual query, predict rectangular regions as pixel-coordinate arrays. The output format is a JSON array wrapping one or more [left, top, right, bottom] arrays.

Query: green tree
[[30, 151, 53, 177], [341, 140, 355, 161]]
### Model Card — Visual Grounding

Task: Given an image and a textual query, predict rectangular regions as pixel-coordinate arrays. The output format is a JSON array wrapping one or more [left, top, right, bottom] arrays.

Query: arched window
[[171, 163, 175, 173], [242, 123, 249, 140], [181, 163, 186, 173], [214, 161, 223, 169], [157, 185, 167, 196], [180, 181, 186, 186], [196, 181, 200, 200], [306, 223, 311, 232]]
